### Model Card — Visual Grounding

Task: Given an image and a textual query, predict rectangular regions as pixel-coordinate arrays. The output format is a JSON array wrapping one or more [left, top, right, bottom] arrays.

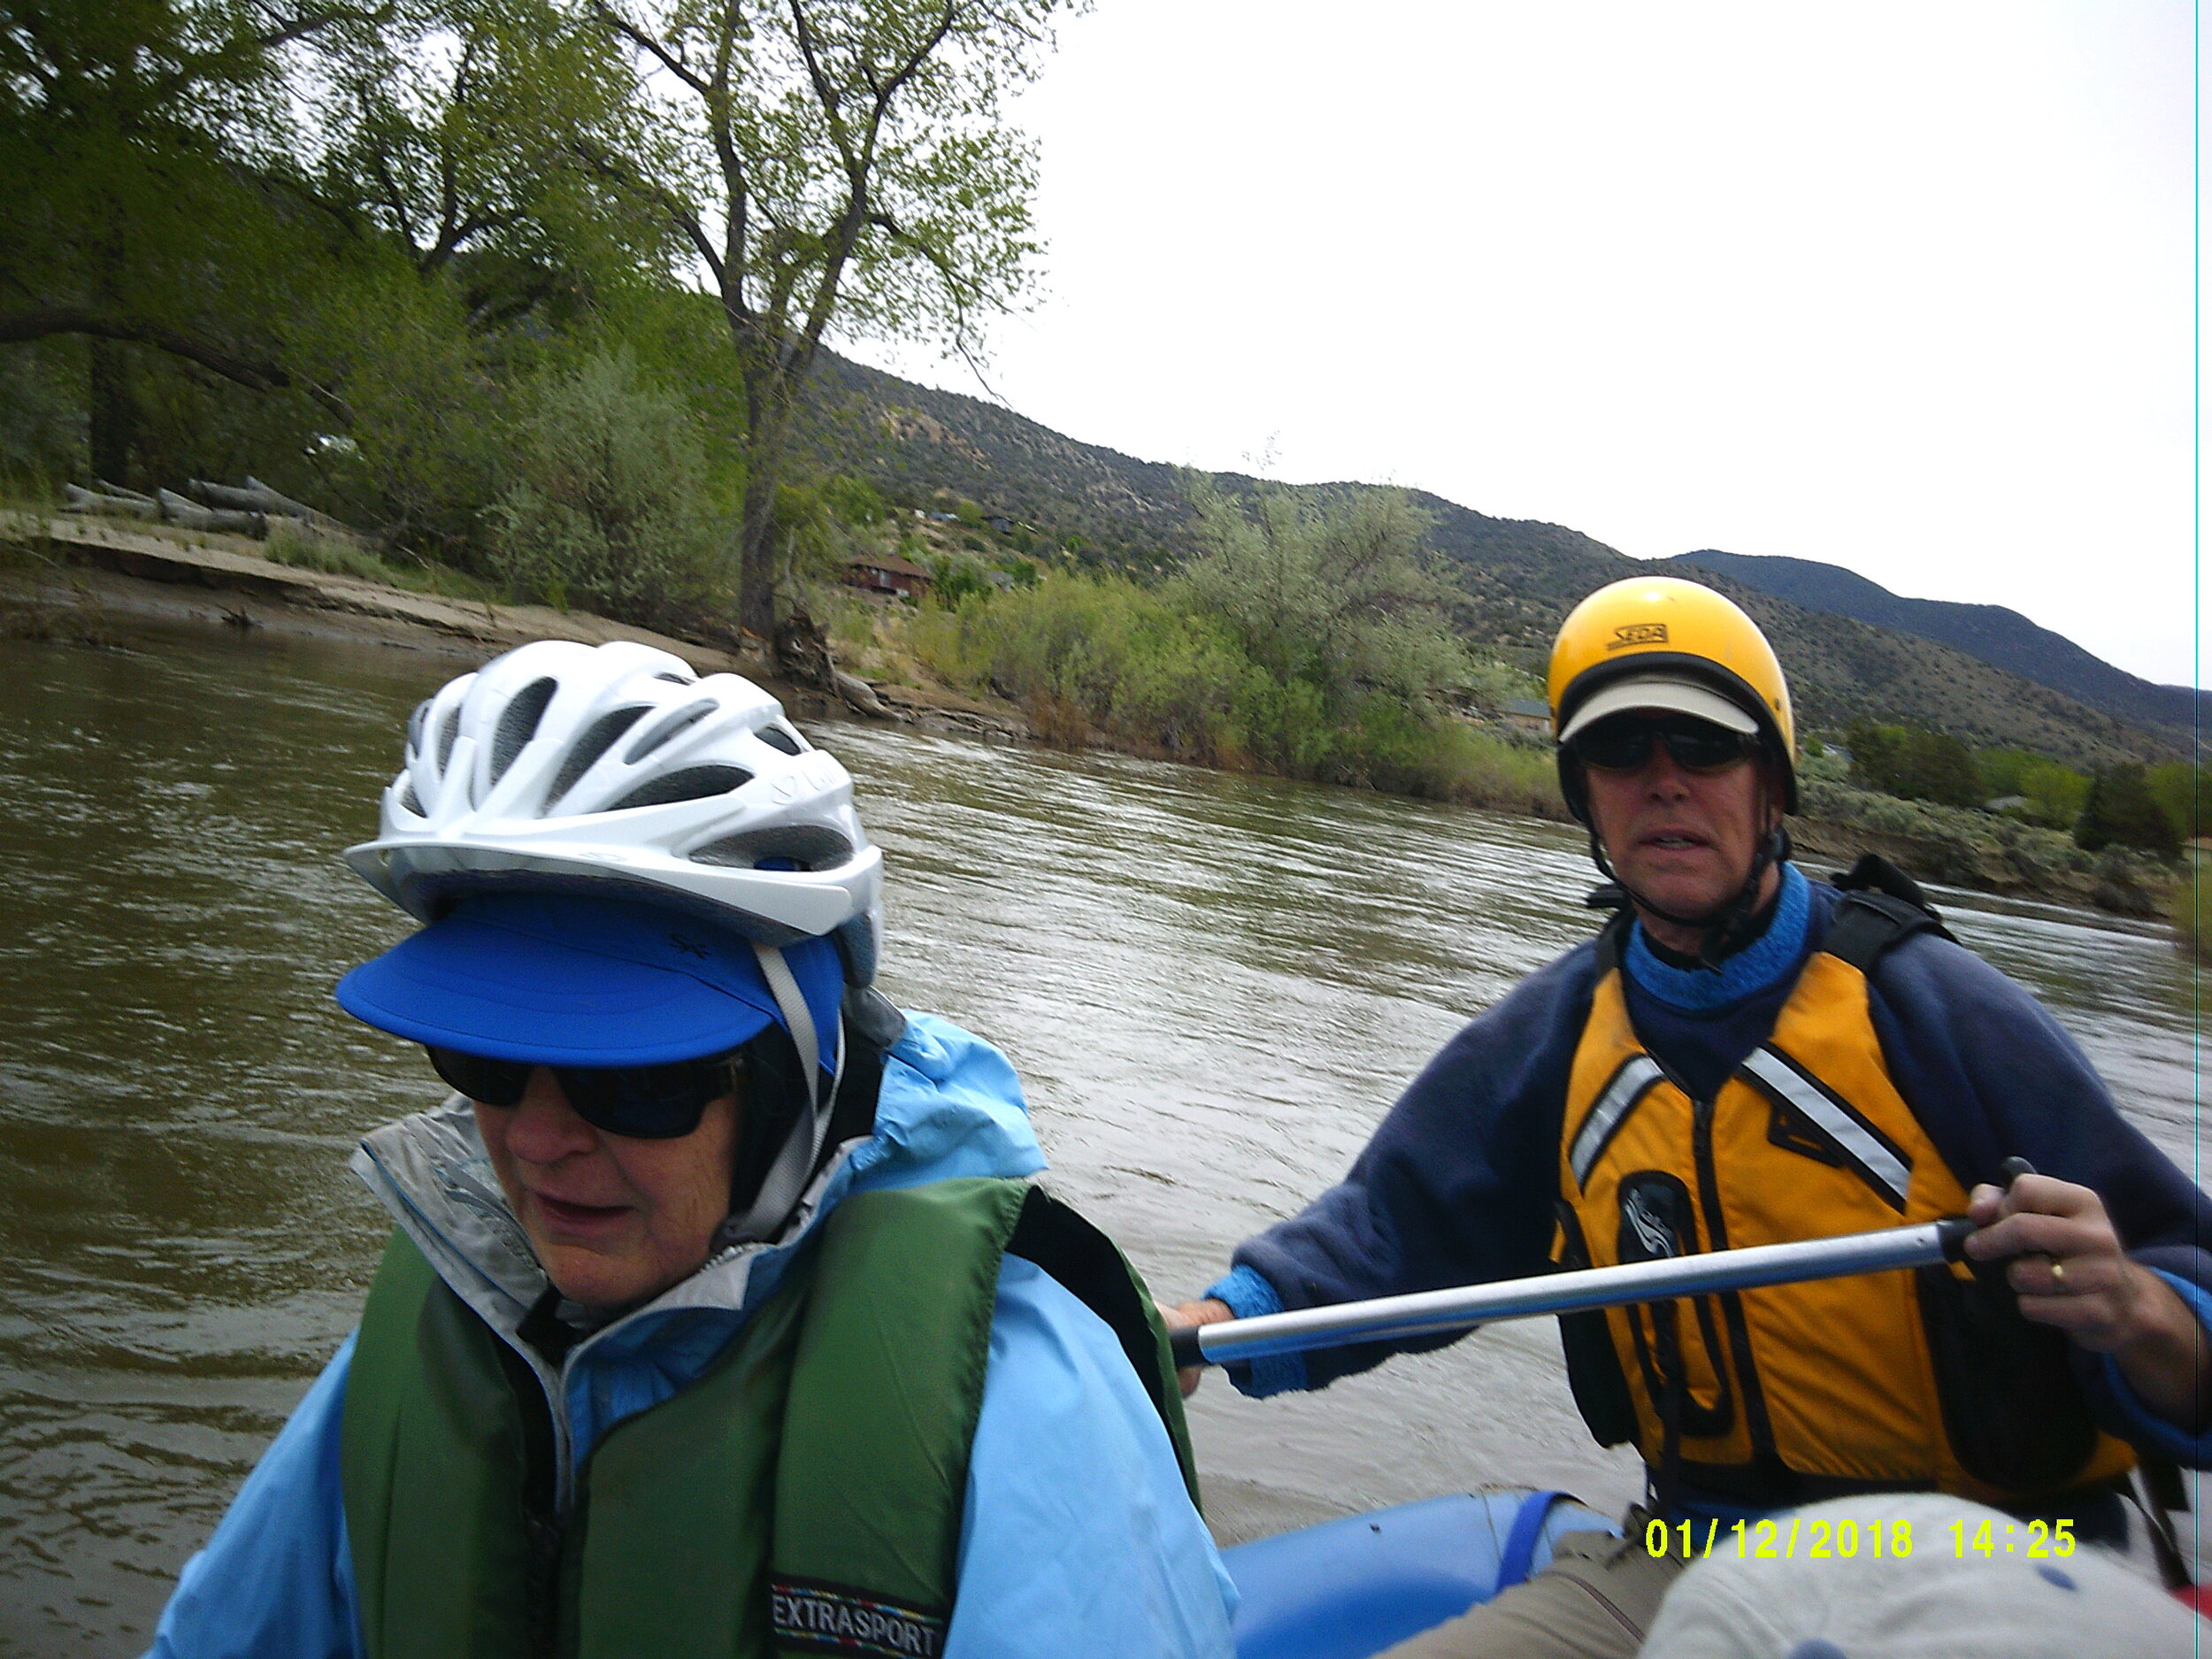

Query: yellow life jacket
[[1553, 890, 2133, 1509]]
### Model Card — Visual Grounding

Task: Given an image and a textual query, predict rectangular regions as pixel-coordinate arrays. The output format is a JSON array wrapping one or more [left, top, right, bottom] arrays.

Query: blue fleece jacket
[[1211, 867, 2212, 1471]]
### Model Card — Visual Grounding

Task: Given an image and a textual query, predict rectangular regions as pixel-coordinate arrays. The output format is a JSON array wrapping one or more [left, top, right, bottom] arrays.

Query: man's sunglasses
[[426, 1046, 744, 1140], [1567, 713, 1760, 776]]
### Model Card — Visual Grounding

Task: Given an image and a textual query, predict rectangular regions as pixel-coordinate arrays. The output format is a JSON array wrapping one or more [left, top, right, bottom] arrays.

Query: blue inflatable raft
[[1220, 1489, 1619, 1659]]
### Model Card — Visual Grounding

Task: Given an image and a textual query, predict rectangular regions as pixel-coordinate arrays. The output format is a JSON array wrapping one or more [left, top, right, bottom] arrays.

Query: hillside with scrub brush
[[797, 352, 2181, 773]]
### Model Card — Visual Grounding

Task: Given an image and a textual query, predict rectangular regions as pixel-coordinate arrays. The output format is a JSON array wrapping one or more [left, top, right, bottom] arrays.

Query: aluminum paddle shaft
[[1171, 1216, 1976, 1369]]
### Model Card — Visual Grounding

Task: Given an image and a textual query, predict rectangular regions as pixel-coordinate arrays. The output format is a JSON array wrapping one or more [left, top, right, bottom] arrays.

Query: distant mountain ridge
[[1665, 549, 2206, 745], [800, 352, 2183, 769]]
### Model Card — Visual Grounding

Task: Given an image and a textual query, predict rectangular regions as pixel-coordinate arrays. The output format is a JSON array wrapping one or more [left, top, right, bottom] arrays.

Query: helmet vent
[[605, 764, 754, 812], [398, 779, 425, 817], [688, 825, 853, 870], [405, 698, 432, 757], [488, 678, 558, 786], [756, 723, 804, 756], [624, 699, 716, 765], [435, 704, 461, 771], [545, 705, 649, 808], [653, 672, 695, 685]]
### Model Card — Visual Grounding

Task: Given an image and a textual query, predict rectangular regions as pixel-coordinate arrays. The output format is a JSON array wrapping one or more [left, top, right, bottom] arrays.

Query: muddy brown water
[[0, 621, 2200, 1655]]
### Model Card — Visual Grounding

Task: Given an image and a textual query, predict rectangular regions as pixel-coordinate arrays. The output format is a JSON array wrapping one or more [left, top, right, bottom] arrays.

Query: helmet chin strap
[[723, 941, 841, 1244], [1589, 821, 1791, 967]]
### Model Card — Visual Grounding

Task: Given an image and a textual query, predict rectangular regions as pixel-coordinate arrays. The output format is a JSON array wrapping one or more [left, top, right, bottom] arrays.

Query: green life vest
[[340, 1177, 1197, 1659]]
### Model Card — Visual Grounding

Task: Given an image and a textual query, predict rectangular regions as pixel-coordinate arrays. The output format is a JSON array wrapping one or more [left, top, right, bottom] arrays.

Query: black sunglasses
[[1568, 712, 1760, 776], [426, 1046, 744, 1140]]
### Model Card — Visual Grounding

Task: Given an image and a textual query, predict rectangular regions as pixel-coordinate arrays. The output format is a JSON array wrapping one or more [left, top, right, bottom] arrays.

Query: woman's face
[[473, 1068, 740, 1316]]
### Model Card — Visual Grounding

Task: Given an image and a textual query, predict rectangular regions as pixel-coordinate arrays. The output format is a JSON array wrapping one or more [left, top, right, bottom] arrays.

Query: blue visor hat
[[335, 892, 843, 1071]]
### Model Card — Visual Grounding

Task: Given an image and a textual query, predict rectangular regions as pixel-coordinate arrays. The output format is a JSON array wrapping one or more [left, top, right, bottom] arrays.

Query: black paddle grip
[[1169, 1326, 1206, 1370], [1939, 1158, 2037, 1265]]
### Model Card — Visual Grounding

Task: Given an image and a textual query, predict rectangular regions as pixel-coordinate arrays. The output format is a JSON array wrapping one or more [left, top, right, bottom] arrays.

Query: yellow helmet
[[1548, 576, 1797, 815]]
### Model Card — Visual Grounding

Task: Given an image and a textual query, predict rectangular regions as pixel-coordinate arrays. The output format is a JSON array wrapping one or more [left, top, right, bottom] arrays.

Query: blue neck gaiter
[[1624, 862, 1811, 1013]]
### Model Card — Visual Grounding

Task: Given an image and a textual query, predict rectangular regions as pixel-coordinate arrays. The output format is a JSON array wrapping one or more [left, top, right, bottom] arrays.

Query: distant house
[[845, 550, 932, 601], [1502, 697, 1552, 734], [984, 514, 1015, 534]]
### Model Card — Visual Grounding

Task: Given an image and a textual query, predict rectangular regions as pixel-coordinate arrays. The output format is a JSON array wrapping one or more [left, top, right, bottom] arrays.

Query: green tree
[[1844, 721, 1979, 809], [1179, 480, 1471, 710], [2075, 763, 2180, 857], [0, 0, 356, 480], [2146, 760, 2203, 844], [1974, 748, 2091, 828], [296, 0, 664, 311], [925, 553, 993, 609], [0, 0, 661, 511], [820, 472, 887, 525], [576, 0, 1064, 663]]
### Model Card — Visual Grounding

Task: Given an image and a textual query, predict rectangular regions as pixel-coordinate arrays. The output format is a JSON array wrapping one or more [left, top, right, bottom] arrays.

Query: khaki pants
[[1378, 1520, 1689, 1659]]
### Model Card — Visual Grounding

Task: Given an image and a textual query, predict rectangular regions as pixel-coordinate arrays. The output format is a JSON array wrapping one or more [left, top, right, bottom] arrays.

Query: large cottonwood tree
[[0, 0, 657, 488], [579, 0, 1064, 656], [0, 0, 355, 478]]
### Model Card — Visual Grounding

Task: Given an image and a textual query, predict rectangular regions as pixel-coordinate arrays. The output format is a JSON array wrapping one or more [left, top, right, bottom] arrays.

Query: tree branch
[[150, 4, 373, 104], [0, 306, 354, 424], [432, 28, 482, 264], [565, 136, 728, 295], [786, 0, 856, 166], [590, 1, 711, 96]]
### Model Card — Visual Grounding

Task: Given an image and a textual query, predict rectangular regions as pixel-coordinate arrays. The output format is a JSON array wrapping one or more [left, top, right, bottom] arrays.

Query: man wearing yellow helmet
[[1171, 578, 2212, 1657]]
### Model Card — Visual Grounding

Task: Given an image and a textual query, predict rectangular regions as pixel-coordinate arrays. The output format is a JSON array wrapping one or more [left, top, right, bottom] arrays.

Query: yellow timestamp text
[[1644, 1517, 1912, 1561], [1947, 1517, 2075, 1559], [1642, 1516, 2078, 1561]]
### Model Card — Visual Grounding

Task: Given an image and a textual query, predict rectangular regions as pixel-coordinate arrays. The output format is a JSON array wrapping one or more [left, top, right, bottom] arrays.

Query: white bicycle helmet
[[342, 640, 899, 1245], [344, 639, 884, 985]]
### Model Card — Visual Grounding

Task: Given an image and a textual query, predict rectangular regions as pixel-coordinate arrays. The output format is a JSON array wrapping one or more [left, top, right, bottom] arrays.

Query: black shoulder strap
[[1005, 1188, 1201, 1504], [1592, 904, 1636, 975], [1823, 854, 1957, 970]]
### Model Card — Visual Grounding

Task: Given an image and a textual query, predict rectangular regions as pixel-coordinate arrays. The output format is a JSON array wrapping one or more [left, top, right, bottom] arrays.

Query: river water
[[0, 623, 2200, 1655]]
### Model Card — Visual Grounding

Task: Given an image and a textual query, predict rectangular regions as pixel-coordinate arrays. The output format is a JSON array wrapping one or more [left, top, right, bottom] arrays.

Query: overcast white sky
[[847, 1, 2201, 688]]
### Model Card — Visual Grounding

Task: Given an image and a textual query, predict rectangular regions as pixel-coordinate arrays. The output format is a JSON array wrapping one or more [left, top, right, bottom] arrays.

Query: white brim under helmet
[[1557, 674, 1762, 744]]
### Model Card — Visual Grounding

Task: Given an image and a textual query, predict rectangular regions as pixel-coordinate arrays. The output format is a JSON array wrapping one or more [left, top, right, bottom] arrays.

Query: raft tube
[[1221, 1489, 1618, 1659]]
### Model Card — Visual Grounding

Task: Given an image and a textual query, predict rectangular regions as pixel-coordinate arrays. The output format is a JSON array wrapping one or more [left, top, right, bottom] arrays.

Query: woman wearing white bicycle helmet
[[145, 641, 1237, 1659]]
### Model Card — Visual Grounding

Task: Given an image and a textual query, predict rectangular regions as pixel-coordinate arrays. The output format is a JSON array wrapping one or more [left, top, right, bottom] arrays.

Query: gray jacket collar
[[349, 1095, 855, 1357]]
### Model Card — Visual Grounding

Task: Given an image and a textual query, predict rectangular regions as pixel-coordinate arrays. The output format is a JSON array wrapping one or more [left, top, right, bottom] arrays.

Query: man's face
[[475, 1070, 739, 1316], [1580, 713, 1775, 927]]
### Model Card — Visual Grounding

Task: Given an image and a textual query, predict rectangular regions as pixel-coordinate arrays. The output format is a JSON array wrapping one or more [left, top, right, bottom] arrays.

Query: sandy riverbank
[[3, 511, 2172, 925], [0, 511, 1037, 741]]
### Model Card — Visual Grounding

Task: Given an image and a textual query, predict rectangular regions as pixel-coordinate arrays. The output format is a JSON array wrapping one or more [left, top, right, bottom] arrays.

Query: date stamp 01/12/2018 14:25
[[1643, 1515, 2078, 1563]]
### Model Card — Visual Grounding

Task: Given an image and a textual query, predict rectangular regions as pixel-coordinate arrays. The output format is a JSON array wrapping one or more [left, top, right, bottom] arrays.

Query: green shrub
[[907, 569, 1567, 814], [484, 351, 734, 621]]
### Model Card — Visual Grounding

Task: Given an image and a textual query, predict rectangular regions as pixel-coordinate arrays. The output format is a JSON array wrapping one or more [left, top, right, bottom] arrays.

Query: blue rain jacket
[[148, 1012, 1236, 1659]]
